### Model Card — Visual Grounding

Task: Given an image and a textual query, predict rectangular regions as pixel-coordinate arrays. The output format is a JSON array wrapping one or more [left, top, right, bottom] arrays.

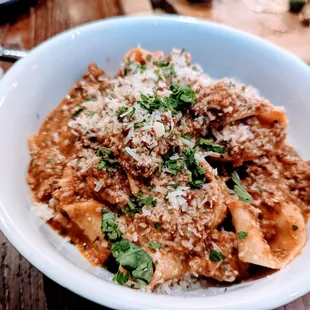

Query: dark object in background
[[289, 0, 307, 13], [187, 0, 212, 3], [299, 2, 310, 26], [0, 0, 38, 24]]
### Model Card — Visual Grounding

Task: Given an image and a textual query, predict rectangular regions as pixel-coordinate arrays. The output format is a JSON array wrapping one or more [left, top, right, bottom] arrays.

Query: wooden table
[[0, 1, 309, 309]]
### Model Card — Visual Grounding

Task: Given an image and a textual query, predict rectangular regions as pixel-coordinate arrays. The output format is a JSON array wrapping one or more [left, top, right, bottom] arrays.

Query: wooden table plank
[[0, 1, 120, 309], [165, 0, 310, 63], [0, 0, 309, 309]]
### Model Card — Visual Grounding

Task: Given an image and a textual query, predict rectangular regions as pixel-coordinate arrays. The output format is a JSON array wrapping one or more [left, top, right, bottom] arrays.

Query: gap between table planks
[[0, 0, 309, 309]]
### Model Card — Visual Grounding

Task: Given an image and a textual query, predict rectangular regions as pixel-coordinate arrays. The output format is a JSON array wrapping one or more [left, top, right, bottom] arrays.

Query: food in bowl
[[27, 48, 310, 291]]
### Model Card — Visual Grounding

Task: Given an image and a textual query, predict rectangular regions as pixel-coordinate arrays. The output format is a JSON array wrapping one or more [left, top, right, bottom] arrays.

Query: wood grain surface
[[0, 0, 309, 309], [165, 0, 310, 63]]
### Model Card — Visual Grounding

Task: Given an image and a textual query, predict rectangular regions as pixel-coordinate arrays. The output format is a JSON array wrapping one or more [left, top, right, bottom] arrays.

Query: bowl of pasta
[[0, 15, 310, 310]]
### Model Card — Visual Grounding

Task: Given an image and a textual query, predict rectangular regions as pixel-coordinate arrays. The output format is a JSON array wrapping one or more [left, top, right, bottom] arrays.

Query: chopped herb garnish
[[86, 96, 95, 101], [209, 249, 226, 262], [137, 64, 146, 72], [96, 147, 111, 156], [117, 106, 128, 116], [237, 231, 248, 240], [111, 239, 154, 285], [154, 222, 162, 230], [138, 93, 165, 113], [227, 81, 236, 88], [148, 242, 161, 250], [96, 147, 119, 170], [140, 197, 155, 206], [146, 54, 152, 62], [292, 225, 299, 231], [138, 84, 195, 115], [192, 66, 197, 71], [155, 60, 169, 67], [168, 183, 179, 189], [148, 185, 154, 192], [46, 158, 53, 163], [98, 160, 107, 170], [183, 148, 206, 189], [72, 108, 84, 119], [181, 48, 186, 53], [137, 190, 143, 197], [241, 86, 247, 92], [195, 138, 227, 154], [101, 209, 122, 242], [113, 270, 129, 285], [127, 107, 135, 117], [88, 111, 96, 117], [158, 162, 163, 173], [189, 179, 204, 189], [231, 172, 254, 204], [125, 198, 141, 215], [124, 196, 155, 215], [154, 69, 160, 77], [130, 284, 135, 289], [134, 120, 145, 129], [153, 60, 176, 76], [162, 153, 185, 175], [181, 134, 191, 141], [168, 84, 196, 114]]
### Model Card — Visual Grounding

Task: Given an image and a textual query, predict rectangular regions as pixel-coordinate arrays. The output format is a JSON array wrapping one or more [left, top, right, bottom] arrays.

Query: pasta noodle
[[27, 48, 310, 292]]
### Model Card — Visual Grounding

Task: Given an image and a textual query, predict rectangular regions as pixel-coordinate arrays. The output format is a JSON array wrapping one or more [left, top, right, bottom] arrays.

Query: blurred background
[[0, 0, 309, 309], [0, 0, 310, 72]]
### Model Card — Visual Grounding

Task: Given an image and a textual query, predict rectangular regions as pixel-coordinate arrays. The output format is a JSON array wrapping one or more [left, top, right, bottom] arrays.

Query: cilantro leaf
[[134, 120, 145, 129], [96, 147, 119, 170], [170, 84, 196, 102], [181, 134, 191, 141], [124, 196, 155, 215], [111, 239, 154, 285], [101, 209, 122, 242], [138, 84, 195, 115], [209, 249, 226, 262], [117, 106, 128, 116], [88, 111, 96, 117], [72, 108, 84, 119], [154, 222, 162, 230], [183, 148, 206, 189], [96, 147, 111, 156], [195, 138, 227, 154], [138, 93, 164, 113], [113, 270, 129, 285], [237, 231, 248, 239], [137, 64, 146, 72], [163, 154, 185, 175], [231, 172, 254, 204], [86, 96, 95, 101], [140, 197, 155, 206], [124, 198, 141, 215], [127, 107, 135, 117], [155, 60, 169, 67], [148, 242, 161, 250]]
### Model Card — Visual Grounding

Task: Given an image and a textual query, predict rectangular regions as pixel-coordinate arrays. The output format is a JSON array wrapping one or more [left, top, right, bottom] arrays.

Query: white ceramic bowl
[[0, 15, 310, 310]]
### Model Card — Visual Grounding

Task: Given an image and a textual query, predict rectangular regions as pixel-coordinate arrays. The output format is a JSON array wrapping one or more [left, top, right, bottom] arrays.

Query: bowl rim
[[1, 14, 310, 310]]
